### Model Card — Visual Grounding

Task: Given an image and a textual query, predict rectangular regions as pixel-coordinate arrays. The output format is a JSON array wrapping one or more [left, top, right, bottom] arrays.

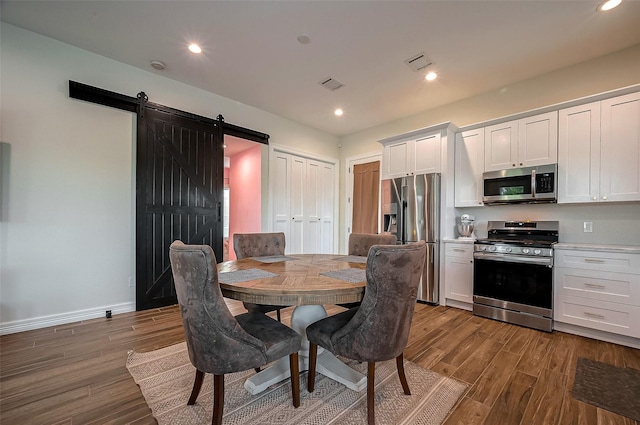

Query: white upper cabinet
[[381, 131, 441, 179], [383, 139, 411, 179], [454, 128, 484, 207], [413, 132, 442, 175], [558, 92, 640, 204], [558, 101, 601, 203], [484, 120, 518, 171], [484, 111, 558, 172], [600, 92, 640, 202]]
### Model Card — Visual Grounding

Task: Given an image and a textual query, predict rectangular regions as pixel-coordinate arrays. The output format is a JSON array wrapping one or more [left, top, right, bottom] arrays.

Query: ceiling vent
[[405, 52, 432, 72], [319, 77, 344, 91]]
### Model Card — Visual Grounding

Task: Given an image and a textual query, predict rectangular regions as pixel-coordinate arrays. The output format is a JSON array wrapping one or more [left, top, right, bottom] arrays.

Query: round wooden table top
[[217, 254, 367, 306]]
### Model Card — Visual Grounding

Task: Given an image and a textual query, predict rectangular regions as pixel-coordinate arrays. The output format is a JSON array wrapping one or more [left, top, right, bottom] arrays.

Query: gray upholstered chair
[[348, 232, 397, 256], [338, 232, 398, 309], [233, 232, 287, 322], [306, 241, 426, 425], [169, 241, 301, 425]]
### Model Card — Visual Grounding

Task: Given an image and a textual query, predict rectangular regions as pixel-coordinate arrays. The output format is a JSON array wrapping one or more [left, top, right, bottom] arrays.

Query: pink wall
[[228, 145, 262, 260]]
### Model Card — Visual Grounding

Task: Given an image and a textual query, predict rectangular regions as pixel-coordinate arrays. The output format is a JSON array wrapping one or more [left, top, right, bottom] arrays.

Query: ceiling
[[2, 1, 640, 137]]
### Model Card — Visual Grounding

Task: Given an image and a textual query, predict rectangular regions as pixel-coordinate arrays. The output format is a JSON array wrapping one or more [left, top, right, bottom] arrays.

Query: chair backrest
[[233, 232, 286, 259], [334, 241, 426, 362], [169, 241, 267, 374], [348, 233, 397, 256]]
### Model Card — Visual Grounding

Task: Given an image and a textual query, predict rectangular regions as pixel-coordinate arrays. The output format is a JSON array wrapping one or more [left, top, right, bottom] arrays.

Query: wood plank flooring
[[1, 301, 638, 425]]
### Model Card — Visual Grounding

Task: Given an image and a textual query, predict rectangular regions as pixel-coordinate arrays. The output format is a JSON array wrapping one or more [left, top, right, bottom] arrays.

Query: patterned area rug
[[572, 357, 640, 421], [126, 342, 467, 425]]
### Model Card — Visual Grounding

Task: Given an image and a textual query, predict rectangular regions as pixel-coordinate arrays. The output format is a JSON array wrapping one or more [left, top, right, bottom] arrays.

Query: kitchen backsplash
[[454, 202, 640, 246]]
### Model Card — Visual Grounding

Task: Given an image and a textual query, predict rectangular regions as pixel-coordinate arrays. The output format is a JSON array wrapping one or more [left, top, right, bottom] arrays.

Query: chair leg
[[307, 343, 318, 392], [212, 374, 224, 425], [289, 352, 301, 408], [367, 361, 376, 425], [396, 353, 411, 395], [276, 309, 282, 322], [254, 367, 261, 373], [188, 369, 205, 405]]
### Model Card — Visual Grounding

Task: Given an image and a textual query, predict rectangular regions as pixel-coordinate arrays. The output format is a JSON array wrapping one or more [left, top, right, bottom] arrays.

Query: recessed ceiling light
[[425, 71, 438, 81], [150, 60, 166, 70], [297, 34, 311, 45], [597, 0, 622, 11], [334, 109, 344, 117], [188, 43, 202, 54]]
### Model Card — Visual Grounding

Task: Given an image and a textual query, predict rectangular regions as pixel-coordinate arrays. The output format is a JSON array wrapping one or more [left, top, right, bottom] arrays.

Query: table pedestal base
[[244, 305, 366, 395]]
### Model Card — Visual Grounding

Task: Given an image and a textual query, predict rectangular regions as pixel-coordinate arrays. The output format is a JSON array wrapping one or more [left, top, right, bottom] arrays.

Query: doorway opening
[[223, 135, 265, 261]]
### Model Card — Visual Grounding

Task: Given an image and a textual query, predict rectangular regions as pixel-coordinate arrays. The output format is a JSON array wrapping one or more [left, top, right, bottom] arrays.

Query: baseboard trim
[[553, 322, 640, 349], [0, 302, 136, 335]]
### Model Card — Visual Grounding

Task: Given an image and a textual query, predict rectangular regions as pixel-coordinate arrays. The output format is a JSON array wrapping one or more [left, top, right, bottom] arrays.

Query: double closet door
[[271, 149, 337, 254]]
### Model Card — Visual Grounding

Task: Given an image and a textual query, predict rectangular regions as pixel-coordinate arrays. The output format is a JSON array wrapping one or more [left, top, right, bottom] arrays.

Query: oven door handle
[[473, 252, 553, 266]]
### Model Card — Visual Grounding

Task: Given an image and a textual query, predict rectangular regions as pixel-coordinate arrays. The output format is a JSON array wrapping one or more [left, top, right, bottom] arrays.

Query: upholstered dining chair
[[348, 232, 397, 256], [169, 240, 301, 425], [233, 232, 287, 322], [338, 232, 398, 309], [306, 241, 426, 425]]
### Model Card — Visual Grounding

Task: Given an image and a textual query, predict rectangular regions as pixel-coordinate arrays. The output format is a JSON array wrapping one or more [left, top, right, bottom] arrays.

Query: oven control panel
[[474, 243, 553, 257]]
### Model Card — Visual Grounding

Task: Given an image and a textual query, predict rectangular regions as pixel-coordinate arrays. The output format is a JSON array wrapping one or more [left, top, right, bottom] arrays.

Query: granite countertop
[[555, 243, 640, 254]]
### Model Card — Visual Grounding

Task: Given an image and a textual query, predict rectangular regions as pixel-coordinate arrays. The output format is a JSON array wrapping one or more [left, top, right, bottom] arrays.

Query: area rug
[[126, 342, 467, 425], [572, 357, 640, 421]]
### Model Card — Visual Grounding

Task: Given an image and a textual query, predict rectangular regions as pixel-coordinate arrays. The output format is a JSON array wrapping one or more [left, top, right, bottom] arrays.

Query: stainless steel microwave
[[483, 164, 557, 205]]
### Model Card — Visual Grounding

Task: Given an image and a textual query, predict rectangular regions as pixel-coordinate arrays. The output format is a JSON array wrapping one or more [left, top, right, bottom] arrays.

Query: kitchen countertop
[[443, 237, 476, 244], [555, 243, 640, 254]]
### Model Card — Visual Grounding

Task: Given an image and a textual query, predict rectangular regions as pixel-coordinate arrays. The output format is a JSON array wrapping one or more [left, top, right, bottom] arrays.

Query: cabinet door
[[304, 160, 322, 253], [600, 92, 640, 202], [318, 161, 336, 254], [289, 156, 306, 254], [519, 111, 558, 167], [413, 133, 441, 174], [455, 129, 484, 207], [444, 252, 473, 304], [558, 102, 601, 204], [484, 120, 518, 171], [271, 152, 291, 237], [383, 140, 412, 178]]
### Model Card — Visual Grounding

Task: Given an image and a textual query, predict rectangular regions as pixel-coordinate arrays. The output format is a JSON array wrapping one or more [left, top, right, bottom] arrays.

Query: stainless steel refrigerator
[[381, 173, 440, 304]]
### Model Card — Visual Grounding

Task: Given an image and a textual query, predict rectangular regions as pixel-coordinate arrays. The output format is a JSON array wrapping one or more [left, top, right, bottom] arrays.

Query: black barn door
[[135, 106, 224, 310]]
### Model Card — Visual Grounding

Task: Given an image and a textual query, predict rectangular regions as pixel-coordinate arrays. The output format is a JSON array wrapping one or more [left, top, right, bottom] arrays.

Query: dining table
[[217, 253, 369, 395]]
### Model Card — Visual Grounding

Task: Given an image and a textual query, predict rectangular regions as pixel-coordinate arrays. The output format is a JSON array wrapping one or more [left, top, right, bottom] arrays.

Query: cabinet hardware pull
[[453, 248, 466, 252], [583, 312, 605, 319], [584, 259, 605, 263], [584, 283, 606, 289]]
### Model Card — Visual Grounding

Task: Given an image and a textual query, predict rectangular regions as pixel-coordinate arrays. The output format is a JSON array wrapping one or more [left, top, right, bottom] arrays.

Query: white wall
[[338, 44, 640, 249], [0, 24, 338, 332]]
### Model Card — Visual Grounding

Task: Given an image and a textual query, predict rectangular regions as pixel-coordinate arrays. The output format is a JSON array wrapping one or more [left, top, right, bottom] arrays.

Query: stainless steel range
[[473, 220, 558, 332]]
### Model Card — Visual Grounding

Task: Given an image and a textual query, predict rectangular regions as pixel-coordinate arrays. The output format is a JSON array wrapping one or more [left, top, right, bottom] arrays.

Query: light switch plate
[[583, 221, 593, 233]]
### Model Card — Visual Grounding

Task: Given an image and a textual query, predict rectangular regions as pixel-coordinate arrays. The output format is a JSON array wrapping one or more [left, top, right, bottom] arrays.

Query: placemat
[[320, 268, 366, 283], [332, 255, 367, 264], [250, 255, 299, 263], [218, 268, 279, 284], [572, 357, 640, 421]]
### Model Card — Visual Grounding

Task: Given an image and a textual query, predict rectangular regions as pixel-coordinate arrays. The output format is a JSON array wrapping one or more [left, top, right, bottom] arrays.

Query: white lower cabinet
[[554, 247, 640, 341], [444, 241, 474, 310]]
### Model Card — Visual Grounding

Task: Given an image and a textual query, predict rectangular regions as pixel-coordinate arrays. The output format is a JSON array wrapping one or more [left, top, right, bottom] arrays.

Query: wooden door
[[136, 107, 224, 310]]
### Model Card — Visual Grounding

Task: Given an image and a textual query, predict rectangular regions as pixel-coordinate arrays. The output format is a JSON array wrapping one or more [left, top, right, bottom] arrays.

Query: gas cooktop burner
[[475, 238, 555, 248], [475, 220, 559, 257]]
